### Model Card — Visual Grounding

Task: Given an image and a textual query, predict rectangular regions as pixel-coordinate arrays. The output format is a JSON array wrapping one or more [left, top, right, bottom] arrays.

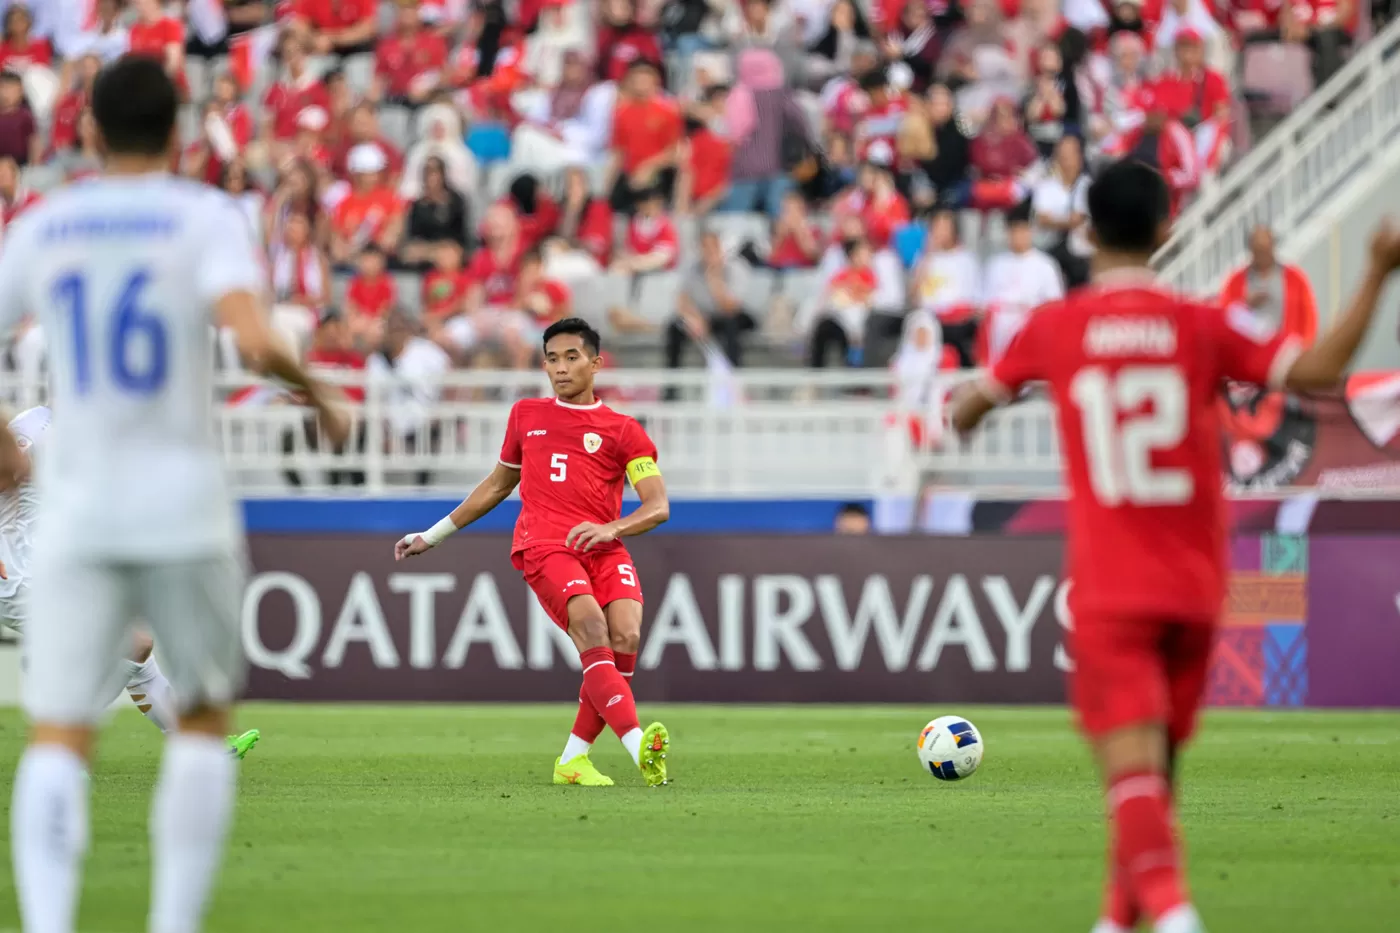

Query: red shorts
[[1069, 617, 1218, 746], [515, 545, 645, 631]]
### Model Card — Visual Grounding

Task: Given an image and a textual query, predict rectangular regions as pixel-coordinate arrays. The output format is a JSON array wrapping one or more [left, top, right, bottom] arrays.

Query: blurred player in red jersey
[[951, 159, 1400, 933], [394, 318, 672, 788]]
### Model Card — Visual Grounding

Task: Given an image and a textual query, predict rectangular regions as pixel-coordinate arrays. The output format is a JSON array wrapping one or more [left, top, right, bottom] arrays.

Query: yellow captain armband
[[625, 456, 661, 486]]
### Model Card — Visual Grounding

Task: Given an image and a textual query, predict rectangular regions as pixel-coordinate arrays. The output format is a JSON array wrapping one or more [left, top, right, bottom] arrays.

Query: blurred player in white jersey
[[0, 406, 262, 757], [0, 58, 349, 933]]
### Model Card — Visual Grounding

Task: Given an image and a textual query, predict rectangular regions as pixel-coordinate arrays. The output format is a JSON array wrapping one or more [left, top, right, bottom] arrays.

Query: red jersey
[[375, 30, 449, 98], [2, 189, 40, 228], [686, 129, 731, 202], [129, 17, 185, 85], [422, 269, 471, 317], [1150, 68, 1230, 129], [0, 37, 52, 71], [296, 0, 376, 30], [466, 243, 524, 307], [346, 272, 397, 318], [573, 198, 614, 266], [611, 96, 682, 175], [499, 396, 659, 557], [263, 78, 331, 140], [855, 94, 911, 159], [332, 188, 402, 242], [1232, 0, 1285, 31], [624, 215, 678, 268], [985, 272, 1301, 624]]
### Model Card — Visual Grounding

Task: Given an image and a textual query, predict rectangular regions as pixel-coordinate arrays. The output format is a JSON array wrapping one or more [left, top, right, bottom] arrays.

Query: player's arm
[[950, 311, 1046, 434], [566, 445, 670, 552], [394, 461, 522, 560], [1281, 222, 1400, 391]]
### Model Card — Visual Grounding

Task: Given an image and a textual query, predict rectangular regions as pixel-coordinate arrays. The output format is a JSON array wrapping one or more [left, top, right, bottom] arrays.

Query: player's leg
[[521, 551, 615, 785], [1074, 619, 1203, 933], [136, 555, 248, 933], [602, 596, 669, 785], [12, 556, 132, 933], [560, 554, 644, 769], [564, 594, 649, 772]]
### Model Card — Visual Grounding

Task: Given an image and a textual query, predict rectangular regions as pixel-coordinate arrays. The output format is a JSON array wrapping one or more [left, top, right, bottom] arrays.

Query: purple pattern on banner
[[1306, 537, 1400, 707]]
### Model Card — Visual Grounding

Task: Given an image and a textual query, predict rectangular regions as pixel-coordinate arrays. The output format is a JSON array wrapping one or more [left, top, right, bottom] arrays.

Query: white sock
[[11, 744, 90, 933], [1091, 922, 1131, 933], [621, 728, 643, 766], [560, 733, 592, 763], [149, 734, 237, 933], [1155, 904, 1205, 933], [125, 657, 179, 735]]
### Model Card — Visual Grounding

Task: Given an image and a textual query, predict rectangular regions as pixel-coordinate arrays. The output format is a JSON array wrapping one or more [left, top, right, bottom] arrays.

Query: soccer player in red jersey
[[394, 318, 672, 788], [951, 159, 1400, 933]]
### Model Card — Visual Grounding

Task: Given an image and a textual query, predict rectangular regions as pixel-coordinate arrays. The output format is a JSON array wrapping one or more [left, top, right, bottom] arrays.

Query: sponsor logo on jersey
[[606, 694, 623, 708], [527, 429, 548, 437], [583, 432, 602, 454], [563, 579, 588, 590]]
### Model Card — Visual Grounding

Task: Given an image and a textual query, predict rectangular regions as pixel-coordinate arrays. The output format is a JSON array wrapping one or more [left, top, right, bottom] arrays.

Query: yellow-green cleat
[[553, 753, 614, 786], [227, 729, 260, 760], [638, 722, 669, 786]]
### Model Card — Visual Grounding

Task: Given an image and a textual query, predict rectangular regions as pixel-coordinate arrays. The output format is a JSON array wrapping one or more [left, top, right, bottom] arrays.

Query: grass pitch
[[0, 704, 1396, 932]]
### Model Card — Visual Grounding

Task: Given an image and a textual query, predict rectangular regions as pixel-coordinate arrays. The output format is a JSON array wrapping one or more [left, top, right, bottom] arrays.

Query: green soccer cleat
[[638, 722, 669, 787], [227, 729, 260, 760], [553, 753, 614, 786]]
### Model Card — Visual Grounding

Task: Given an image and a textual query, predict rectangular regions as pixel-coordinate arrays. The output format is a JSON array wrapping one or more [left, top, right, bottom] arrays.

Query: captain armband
[[625, 456, 662, 486]]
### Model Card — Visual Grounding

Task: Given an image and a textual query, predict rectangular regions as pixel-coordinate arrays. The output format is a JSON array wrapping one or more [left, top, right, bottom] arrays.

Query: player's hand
[[0, 559, 8, 580], [395, 534, 433, 561], [1368, 219, 1400, 272], [565, 522, 618, 552]]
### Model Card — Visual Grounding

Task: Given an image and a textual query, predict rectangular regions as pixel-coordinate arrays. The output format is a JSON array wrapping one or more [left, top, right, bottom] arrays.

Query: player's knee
[[30, 723, 97, 762], [176, 703, 230, 738], [1096, 722, 1169, 781], [610, 627, 640, 655], [567, 610, 609, 652]]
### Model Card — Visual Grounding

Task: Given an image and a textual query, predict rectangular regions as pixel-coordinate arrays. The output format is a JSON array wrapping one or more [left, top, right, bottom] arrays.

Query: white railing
[[1153, 18, 1400, 295], [0, 369, 1063, 497]]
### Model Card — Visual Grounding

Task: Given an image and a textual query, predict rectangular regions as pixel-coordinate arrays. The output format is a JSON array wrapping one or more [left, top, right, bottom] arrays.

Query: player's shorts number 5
[[1070, 365, 1192, 506], [617, 564, 636, 587]]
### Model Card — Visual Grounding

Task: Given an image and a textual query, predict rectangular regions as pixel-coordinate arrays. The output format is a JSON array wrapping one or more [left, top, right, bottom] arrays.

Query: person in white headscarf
[[399, 102, 477, 200], [523, 0, 593, 89]]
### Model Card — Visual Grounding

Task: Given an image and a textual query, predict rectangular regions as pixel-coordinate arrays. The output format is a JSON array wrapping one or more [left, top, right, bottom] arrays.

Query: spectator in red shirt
[[0, 155, 39, 232], [558, 163, 614, 267], [500, 174, 561, 251], [0, 73, 37, 166], [1154, 28, 1231, 171], [182, 101, 236, 185], [305, 313, 368, 402], [811, 237, 879, 368], [613, 187, 679, 274], [831, 147, 911, 249], [516, 247, 572, 331], [295, 0, 379, 58], [48, 53, 99, 157], [0, 5, 51, 72], [375, 3, 449, 106], [331, 143, 406, 265], [292, 105, 335, 172], [608, 59, 683, 212], [346, 245, 397, 343], [211, 73, 255, 149], [677, 86, 732, 218], [596, 0, 664, 83], [422, 240, 472, 326], [331, 103, 405, 182], [128, 0, 186, 93], [271, 210, 333, 313], [262, 33, 331, 146], [1282, 0, 1353, 85], [769, 190, 823, 268], [464, 203, 527, 316]]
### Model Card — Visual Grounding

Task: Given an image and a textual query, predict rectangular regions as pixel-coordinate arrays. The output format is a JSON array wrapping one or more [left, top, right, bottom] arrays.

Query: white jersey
[[0, 406, 50, 601], [0, 175, 265, 561]]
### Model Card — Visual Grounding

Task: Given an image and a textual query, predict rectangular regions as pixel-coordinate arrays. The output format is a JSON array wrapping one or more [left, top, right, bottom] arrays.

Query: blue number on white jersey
[[52, 267, 168, 395]]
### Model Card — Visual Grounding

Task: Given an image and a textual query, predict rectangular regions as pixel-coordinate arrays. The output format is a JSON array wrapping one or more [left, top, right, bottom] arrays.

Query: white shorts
[[22, 551, 248, 725], [0, 580, 27, 633]]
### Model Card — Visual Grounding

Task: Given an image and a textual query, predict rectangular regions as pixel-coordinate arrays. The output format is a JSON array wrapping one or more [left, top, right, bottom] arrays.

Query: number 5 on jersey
[[54, 269, 168, 395], [1070, 365, 1192, 506], [550, 453, 568, 482]]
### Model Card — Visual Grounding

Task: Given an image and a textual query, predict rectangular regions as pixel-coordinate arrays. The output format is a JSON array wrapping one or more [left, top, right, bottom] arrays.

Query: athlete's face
[[543, 334, 601, 399]]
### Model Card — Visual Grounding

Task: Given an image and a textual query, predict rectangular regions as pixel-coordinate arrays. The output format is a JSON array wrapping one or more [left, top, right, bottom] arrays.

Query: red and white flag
[[230, 24, 280, 91]]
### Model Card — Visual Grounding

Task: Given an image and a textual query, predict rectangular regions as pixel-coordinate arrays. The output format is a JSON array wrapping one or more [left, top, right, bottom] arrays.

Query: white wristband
[[418, 516, 459, 548]]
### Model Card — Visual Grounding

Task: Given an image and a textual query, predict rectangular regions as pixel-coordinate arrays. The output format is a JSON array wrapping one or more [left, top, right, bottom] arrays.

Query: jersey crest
[[583, 432, 602, 454]]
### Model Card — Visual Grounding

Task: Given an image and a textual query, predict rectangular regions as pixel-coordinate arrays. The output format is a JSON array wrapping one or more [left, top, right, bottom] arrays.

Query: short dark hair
[[859, 68, 887, 93], [543, 317, 601, 356], [1086, 158, 1170, 253], [92, 56, 178, 157], [837, 502, 870, 519], [1006, 199, 1034, 227]]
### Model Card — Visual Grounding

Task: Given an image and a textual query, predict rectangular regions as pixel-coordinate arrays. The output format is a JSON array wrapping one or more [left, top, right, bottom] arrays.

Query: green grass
[[0, 704, 1398, 932]]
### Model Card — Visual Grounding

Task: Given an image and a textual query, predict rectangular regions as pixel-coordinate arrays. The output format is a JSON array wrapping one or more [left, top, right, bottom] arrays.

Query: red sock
[[570, 651, 637, 743], [1100, 868, 1140, 929], [578, 647, 640, 738], [1109, 771, 1188, 922]]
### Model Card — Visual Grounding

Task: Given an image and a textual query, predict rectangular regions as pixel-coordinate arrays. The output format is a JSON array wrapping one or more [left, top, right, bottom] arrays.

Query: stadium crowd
[[0, 0, 1367, 398]]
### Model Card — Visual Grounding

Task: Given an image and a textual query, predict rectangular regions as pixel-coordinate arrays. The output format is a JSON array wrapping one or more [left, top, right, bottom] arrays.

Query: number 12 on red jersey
[[1069, 365, 1193, 507]]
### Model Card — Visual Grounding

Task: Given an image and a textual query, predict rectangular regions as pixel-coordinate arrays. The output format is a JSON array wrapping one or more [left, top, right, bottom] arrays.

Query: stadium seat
[[342, 54, 377, 98], [708, 212, 769, 253], [177, 105, 200, 150], [392, 272, 423, 314], [634, 271, 682, 325], [572, 273, 632, 332], [378, 105, 413, 151], [780, 268, 823, 306], [186, 57, 211, 105], [466, 123, 512, 164], [738, 268, 776, 317]]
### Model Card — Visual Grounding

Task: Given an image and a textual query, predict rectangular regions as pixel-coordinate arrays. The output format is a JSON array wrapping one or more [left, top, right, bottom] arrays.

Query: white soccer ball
[[916, 715, 984, 781]]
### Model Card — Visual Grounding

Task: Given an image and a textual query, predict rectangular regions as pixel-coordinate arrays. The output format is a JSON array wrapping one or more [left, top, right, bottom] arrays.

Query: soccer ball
[[916, 716, 984, 781]]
